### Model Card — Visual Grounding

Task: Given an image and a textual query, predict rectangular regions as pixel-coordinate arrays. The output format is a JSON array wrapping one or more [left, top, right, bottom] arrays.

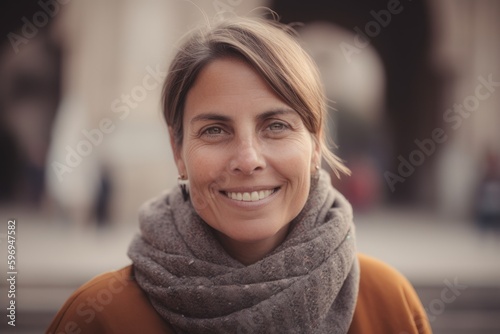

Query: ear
[[168, 126, 186, 176]]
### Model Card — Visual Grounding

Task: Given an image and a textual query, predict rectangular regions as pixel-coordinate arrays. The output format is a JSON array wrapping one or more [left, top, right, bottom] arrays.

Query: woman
[[47, 17, 431, 334]]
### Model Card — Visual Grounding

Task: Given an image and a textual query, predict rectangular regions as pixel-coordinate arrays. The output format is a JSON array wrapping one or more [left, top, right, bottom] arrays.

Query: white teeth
[[251, 192, 259, 201], [227, 189, 274, 202]]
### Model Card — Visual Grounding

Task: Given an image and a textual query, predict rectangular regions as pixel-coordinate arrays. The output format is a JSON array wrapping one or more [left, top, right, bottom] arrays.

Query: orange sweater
[[47, 254, 431, 333]]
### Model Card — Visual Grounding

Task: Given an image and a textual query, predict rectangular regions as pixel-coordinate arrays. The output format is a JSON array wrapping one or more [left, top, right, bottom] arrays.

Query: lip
[[217, 186, 281, 209]]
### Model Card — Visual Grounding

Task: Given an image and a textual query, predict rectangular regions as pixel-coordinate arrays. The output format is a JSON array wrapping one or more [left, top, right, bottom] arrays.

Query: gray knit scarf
[[128, 170, 359, 333]]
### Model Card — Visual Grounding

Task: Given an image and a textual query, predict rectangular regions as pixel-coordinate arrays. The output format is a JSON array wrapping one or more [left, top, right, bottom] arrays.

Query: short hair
[[162, 16, 349, 177]]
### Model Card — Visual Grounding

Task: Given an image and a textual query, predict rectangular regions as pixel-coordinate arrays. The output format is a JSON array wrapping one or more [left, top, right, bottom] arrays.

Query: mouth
[[220, 187, 280, 202]]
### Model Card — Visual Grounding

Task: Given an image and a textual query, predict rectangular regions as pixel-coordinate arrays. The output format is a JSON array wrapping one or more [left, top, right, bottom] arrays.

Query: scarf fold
[[128, 170, 359, 333]]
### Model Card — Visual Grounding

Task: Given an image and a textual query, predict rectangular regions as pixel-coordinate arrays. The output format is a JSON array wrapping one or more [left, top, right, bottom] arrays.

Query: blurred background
[[0, 0, 499, 333]]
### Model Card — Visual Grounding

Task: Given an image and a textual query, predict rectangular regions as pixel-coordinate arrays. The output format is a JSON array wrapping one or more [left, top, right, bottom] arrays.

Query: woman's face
[[173, 57, 319, 260]]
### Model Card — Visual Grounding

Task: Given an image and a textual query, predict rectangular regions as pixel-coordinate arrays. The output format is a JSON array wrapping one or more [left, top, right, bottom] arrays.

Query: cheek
[[268, 137, 313, 171], [182, 151, 220, 212], [268, 138, 313, 197], [182, 144, 230, 192]]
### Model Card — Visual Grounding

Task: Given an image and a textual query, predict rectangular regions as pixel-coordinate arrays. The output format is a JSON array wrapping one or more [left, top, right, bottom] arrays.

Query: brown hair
[[162, 16, 349, 176]]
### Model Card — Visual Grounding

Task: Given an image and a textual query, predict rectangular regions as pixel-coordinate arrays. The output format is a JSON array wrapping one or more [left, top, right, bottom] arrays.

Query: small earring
[[178, 174, 189, 201], [315, 165, 320, 170]]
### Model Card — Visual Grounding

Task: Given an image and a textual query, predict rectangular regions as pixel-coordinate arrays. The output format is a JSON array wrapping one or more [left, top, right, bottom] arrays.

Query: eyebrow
[[256, 108, 297, 122], [189, 108, 297, 125], [190, 113, 231, 125]]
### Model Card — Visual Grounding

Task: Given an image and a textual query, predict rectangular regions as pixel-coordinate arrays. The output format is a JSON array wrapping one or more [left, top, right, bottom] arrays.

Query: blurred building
[[1, 0, 499, 222]]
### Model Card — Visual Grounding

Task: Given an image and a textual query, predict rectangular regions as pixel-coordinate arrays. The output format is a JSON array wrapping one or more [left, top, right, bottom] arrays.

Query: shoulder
[[46, 266, 173, 334], [357, 252, 414, 292], [348, 253, 432, 334]]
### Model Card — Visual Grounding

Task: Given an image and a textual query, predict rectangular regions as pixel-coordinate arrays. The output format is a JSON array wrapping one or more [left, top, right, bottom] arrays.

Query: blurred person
[[47, 16, 430, 334], [45, 95, 105, 226], [0, 29, 61, 205], [44, 1, 115, 227]]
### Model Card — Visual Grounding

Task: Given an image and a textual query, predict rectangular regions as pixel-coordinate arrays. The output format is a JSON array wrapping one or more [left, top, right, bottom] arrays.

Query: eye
[[268, 122, 288, 132], [202, 126, 227, 137]]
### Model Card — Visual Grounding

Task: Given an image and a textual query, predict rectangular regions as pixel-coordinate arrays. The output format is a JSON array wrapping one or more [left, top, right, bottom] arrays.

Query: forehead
[[190, 57, 269, 97], [184, 57, 291, 117]]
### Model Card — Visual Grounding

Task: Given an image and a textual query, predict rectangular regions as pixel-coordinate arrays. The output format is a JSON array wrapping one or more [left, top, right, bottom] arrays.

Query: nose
[[229, 137, 266, 175]]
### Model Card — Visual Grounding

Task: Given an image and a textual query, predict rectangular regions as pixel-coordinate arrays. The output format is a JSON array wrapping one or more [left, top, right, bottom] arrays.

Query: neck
[[216, 226, 289, 265]]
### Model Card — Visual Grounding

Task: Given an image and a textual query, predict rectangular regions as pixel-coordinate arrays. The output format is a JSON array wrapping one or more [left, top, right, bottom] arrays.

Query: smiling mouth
[[221, 188, 280, 202]]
